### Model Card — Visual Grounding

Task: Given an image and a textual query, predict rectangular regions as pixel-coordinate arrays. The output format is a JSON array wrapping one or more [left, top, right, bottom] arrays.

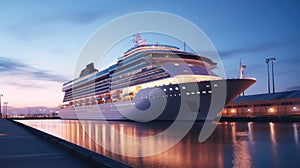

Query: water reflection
[[231, 122, 252, 168], [269, 122, 279, 166], [16, 120, 300, 168], [293, 123, 299, 145], [269, 122, 277, 144]]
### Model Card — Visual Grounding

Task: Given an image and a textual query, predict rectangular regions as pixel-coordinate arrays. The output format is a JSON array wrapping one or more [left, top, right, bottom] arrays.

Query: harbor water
[[16, 119, 300, 167]]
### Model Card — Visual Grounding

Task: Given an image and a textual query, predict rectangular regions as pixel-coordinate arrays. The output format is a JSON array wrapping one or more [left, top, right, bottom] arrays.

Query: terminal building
[[223, 90, 300, 117]]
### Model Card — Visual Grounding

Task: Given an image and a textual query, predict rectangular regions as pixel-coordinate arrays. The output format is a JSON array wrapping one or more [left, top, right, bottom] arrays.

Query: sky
[[0, 0, 300, 110]]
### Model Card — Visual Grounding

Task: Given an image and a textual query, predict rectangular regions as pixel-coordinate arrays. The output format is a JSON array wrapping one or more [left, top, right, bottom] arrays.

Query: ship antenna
[[239, 59, 247, 79], [132, 33, 147, 47], [240, 59, 247, 96]]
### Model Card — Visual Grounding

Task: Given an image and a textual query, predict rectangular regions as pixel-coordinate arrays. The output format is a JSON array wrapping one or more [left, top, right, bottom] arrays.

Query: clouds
[[219, 39, 300, 58], [286, 85, 300, 91], [39, 10, 104, 25], [0, 56, 69, 84]]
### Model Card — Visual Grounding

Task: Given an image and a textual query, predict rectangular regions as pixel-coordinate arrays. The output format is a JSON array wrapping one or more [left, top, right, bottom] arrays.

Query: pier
[[0, 119, 131, 168]]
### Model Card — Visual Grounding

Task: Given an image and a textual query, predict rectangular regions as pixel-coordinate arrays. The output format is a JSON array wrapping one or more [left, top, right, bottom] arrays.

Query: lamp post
[[3, 102, 8, 118], [0, 94, 3, 118], [270, 58, 276, 93], [266, 57, 276, 94], [266, 58, 271, 94]]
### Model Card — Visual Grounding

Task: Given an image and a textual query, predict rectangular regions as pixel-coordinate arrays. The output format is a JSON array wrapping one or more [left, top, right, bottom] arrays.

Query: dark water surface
[[16, 119, 300, 168]]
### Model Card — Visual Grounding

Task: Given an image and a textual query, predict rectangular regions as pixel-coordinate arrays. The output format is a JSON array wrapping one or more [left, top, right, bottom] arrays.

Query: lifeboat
[[104, 93, 112, 102], [97, 95, 104, 104]]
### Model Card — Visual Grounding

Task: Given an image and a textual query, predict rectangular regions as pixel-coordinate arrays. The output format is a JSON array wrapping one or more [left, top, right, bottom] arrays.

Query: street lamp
[[270, 58, 276, 93], [266, 59, 271, 94], [266, 57, 276, 94], [0, 94, 3, 118], [3, 102, 8, 118]]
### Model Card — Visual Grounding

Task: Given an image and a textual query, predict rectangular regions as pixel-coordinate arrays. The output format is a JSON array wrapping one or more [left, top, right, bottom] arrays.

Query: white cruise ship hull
[[59, 78, 255, 121]]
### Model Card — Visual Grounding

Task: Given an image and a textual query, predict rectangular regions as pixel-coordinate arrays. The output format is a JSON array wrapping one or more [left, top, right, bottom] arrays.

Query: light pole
[[270, 58, 276, 93], [266, 59, 270, 94], [266, 57, 276, 94], [0, 94, 3, 118], [3, 102, 8, 118]]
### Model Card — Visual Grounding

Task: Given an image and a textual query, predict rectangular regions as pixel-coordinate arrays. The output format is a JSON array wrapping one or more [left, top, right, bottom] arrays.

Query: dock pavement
[[0, 119, 131, 168]]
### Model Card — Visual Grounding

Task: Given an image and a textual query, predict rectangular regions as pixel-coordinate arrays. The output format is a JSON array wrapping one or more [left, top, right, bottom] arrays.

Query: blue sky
[[0, 0, 300, 108]]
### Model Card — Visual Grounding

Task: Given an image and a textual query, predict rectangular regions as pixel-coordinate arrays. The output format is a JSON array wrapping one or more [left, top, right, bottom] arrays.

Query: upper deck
[[119, 44, 180, 60]]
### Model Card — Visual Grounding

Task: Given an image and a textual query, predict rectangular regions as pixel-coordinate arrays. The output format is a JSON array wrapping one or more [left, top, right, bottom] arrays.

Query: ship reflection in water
[[17, 120, 300, 168]]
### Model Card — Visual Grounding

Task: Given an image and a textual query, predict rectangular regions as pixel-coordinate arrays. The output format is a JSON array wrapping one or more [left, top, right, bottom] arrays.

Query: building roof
[[232, 90, 300, 103]]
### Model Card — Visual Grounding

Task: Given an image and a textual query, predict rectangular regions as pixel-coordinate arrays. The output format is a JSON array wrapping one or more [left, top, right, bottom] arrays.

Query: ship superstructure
[[60, 35, 255, 120]]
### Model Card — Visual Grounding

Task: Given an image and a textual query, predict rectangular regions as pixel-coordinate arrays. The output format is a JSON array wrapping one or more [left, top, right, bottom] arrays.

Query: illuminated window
[[169, 88, 173, 91], [186, 92, 190, 95], [164, 89, 167, 92], [182, 86, 186, 90], [174, 63, 179, 66], [247, 109, 251, 112], [206, 84, 210, 88], [208, 90, 212, 93], [196, 91, 201, 94], [269, 107, 275, 113], [202, 91, 207, 94], [293, 106, 297, 111], [191, 92, 195, 95], [175, 87, 179, 90]]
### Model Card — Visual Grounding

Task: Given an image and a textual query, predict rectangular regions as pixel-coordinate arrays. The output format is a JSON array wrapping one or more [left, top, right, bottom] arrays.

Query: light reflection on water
[[16, 120, 300, 168]]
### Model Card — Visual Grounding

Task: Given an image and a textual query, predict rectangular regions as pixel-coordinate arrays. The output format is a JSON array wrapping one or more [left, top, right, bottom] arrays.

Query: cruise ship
[[59, 35, 256, 121]]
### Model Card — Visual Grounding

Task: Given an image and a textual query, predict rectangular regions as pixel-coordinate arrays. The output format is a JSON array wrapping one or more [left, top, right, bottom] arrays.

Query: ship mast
[[132, 33, 147, 47], [240, 59, 247, 96], [239, 59, 247, 79]]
